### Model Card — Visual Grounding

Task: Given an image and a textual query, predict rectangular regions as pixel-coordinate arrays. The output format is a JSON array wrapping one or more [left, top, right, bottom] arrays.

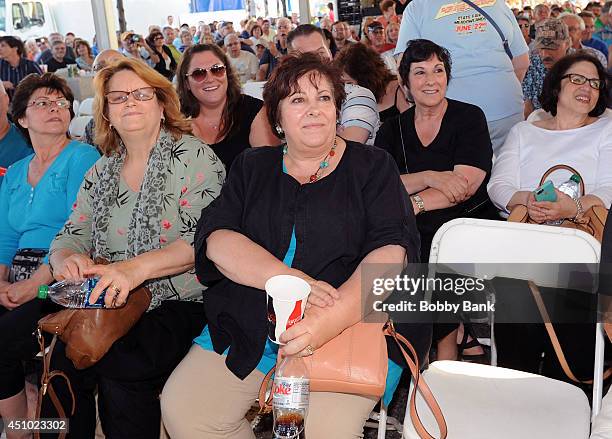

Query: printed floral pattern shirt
[[522, 52, 547, 110], [51, 134, 226, 302]]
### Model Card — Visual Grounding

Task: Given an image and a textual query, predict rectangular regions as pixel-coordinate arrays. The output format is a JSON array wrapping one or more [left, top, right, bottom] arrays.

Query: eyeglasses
[[185, 64, 226, 82], [519, 23, 530, 28], [92, 62, 106, 72], [105, 87, 156, 104], [562, 73, 603, 90], [27, 98, 70, 110], [154, 36, 164, 41]]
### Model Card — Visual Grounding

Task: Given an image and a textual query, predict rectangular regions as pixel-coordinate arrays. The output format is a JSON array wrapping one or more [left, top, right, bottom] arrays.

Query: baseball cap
[[535, 18, 569, 50], [220, 21, 233, 28], [252, 38, 266, 47], [367, 21, 384, 32]]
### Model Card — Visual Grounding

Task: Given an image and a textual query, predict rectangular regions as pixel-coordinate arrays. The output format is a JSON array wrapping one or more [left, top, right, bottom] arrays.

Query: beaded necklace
[[282, 137, 338, 183]]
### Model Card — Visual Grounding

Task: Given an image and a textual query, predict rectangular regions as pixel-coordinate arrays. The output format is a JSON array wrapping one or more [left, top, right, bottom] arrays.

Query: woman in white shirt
[[489, 52, 612, 221]]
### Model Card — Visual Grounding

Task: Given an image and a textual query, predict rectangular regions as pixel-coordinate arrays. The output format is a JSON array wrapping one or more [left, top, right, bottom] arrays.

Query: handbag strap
[[257, 324, 448, 439], [384, 322, 448, 439], [461, 0, 513, 59], [539, 165, 586, 197], [34, 329, 75, 439], [527, 281, 612, 384]]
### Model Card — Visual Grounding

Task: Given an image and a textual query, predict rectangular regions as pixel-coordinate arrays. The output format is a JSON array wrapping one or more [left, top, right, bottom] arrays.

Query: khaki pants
[[161, 345, 378, 438]]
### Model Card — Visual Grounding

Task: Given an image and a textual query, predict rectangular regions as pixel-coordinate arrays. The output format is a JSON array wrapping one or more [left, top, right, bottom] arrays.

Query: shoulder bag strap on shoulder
[[461, 0, 514, 60]]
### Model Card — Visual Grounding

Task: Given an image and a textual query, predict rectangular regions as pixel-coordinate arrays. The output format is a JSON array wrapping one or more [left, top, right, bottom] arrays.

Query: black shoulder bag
[[462, 0, 513, 60]]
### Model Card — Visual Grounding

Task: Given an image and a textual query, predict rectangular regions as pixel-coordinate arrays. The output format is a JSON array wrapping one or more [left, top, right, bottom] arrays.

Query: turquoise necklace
[[282, 137, 338, 183]]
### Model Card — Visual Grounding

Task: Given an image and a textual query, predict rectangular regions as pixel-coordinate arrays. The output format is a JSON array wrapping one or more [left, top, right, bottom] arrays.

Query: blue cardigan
[[0, 140, 100, 266]]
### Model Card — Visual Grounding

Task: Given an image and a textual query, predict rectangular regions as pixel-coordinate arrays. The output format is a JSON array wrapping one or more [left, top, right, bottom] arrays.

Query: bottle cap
[[37, 285, 49, 299], [570, 174, 581, 183]]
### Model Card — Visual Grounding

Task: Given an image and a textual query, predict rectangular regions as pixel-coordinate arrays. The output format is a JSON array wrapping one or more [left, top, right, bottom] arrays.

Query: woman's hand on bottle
[[278, 306, 328, 357], [82, 260, 143, 308], [54, 253, 95, 281], [530, 189, 577, 222], [424, 170, 469, 203]]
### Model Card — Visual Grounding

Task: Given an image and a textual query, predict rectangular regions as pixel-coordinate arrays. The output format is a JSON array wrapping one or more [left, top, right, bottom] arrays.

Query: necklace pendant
[[320, 161, 329, 169], [309, 174, 318, 183]]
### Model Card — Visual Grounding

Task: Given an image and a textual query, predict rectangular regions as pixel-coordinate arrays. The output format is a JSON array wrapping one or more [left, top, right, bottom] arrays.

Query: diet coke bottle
[[272, 355, 310, 438]]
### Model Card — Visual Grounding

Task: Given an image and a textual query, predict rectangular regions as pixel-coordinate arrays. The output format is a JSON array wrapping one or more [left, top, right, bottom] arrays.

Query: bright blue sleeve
[[65, 145, 100, 213], [0, 167, 22, 266]]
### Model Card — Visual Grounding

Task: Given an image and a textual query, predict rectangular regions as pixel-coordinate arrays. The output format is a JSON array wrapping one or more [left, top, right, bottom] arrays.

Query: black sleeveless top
[[209, 94, 263, 170]]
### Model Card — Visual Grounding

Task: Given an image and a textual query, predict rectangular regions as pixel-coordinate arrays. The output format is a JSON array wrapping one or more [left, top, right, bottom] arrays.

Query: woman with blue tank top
[[161, 52, 432, 438], [0, 73, 99, 429]]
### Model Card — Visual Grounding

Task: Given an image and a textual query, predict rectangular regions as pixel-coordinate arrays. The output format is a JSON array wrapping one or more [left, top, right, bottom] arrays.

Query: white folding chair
[[77, 97, 94, 116], [242, 81, 265, 100], [399, 218, 603, 437], [69, 115, 92, 140]]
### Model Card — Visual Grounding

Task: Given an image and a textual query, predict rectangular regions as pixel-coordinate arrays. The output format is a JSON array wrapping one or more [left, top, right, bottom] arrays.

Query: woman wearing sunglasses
[[489, 52, 612, 379], [0, 73, 99, 435], [146, 29, 177, 80], [177, 44, 280, 170], [43, 58, 225, 438]]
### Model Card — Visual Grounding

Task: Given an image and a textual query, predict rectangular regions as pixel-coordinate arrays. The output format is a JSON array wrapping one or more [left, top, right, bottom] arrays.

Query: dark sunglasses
[[185, 64, 226, 82]]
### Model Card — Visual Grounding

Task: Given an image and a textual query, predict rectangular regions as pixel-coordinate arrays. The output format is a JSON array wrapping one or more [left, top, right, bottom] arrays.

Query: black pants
[[0, 299, 62, 399], [40, 300, 206, 439]]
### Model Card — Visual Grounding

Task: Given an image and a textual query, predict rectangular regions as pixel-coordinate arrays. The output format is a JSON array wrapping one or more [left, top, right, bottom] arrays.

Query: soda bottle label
[[83, 278, 106, 308], [272, 377, 309, 410]]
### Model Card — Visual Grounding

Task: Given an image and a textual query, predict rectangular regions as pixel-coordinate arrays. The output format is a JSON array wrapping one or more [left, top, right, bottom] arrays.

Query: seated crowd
[[0, 0, 612, 438]]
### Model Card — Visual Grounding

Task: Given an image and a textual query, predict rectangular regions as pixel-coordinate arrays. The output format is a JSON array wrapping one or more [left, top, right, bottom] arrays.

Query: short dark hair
[[0, 36, 24, 56], [262, 52, 346, 136], [579, 11, 596, 19], [540, 52, 610, 117], [74, 39, 92, 57], [398, 39, 452, 87], [380, 0, 395, 12], [334, 43, 395, 102], [287, 24, 324, 48], [176, 44, 242, 141], [10, 73, 75, 144]]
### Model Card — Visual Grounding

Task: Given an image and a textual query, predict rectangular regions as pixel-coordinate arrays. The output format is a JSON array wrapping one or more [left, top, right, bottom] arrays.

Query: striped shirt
[[340, 83, 380, 145], [0, 58, 43, 98]]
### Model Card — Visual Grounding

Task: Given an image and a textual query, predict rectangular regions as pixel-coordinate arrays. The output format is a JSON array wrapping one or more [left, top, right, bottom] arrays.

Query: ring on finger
[[302, 345, 315, 356]]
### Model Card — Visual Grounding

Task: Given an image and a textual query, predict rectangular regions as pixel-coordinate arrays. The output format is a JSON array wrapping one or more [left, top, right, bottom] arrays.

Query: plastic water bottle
[[37, 278, 109, 308], [558, 174, 581, 200], [272, 355, 310, 438], [547, 174, 581, 225]]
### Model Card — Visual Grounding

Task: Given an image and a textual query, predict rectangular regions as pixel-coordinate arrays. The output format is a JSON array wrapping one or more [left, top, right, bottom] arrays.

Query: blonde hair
[[93, 58, 191, 156]]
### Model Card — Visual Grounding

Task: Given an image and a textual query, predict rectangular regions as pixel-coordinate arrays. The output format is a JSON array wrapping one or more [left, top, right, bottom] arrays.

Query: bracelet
[[572, 197, 584, 222], [412, 194, 425, 214]]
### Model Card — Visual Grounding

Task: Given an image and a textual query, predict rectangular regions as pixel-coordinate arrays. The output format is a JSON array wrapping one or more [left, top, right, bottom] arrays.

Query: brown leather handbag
[[508, 165, 607, 242], [34, 260, 151, 438], [258, 319, 448, 439]]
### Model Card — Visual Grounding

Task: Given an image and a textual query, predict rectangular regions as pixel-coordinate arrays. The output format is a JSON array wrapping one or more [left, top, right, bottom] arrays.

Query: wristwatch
[[412, 194, 425, 214]]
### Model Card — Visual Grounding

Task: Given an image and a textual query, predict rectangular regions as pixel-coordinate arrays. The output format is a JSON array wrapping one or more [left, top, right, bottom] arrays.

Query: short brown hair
[[11, 73, 75, 145], [176, 44, 241, 142], [93, 58, 190, 155], [262, 52, 346, 134], [380, 0, 395, 12], [335, 43, 395, 103]]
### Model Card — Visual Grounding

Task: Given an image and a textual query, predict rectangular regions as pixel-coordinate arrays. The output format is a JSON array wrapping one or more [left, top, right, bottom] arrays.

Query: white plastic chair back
[[77, 97, 94, 116], [69, 115, 92, 140], [242, 81, 265, 100]]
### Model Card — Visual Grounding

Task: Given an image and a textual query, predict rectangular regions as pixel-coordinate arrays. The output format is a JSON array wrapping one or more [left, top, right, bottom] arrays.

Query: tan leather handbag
[[508, 165, 607, 242], [258, 319, 448, 439]]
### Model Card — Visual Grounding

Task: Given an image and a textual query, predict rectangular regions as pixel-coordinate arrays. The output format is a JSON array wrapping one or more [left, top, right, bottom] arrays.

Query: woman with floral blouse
[[45, 58, 225, 438]]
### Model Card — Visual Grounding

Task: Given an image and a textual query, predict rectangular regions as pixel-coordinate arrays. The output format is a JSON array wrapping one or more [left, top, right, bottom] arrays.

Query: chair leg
[[377, 403, 387, 439]]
